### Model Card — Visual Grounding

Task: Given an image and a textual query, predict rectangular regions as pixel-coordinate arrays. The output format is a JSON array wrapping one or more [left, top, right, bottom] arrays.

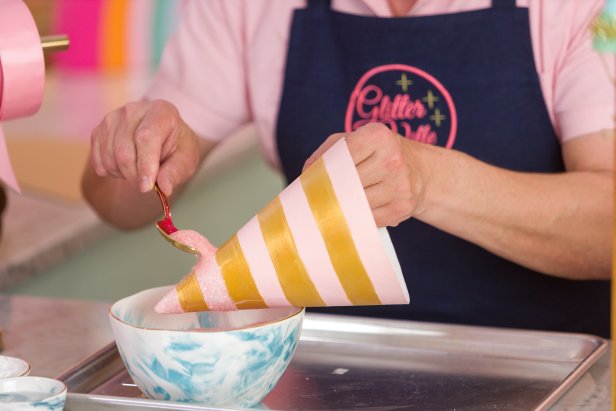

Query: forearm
[[411, 143, 612, 280], [81, 164, 163, 230]]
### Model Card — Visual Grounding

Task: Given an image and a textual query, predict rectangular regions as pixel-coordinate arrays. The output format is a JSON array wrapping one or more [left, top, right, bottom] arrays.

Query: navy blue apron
[[276, 0, 610, 337]]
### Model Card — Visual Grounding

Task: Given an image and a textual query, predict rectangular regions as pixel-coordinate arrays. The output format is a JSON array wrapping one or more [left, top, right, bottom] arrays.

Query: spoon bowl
[[153, 184, 198, 255]]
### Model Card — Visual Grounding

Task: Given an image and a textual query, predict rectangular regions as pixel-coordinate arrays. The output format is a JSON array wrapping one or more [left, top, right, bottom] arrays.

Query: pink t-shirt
[[147, 0, 615, 169]]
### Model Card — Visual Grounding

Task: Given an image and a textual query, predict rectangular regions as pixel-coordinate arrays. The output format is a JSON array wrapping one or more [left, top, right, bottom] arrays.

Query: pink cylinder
[[0, 0, 45, 120], [0, 0, 46, 192]]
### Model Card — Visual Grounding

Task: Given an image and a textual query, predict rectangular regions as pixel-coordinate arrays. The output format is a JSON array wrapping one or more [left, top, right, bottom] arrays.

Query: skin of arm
[[81, 100, 216, 231], [306, 123, 614, 281]]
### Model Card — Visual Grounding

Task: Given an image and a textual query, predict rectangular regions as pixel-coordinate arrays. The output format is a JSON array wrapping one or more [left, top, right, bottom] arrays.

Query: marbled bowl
[[109, 286, 303, 408], [0, 376, 66, 411]]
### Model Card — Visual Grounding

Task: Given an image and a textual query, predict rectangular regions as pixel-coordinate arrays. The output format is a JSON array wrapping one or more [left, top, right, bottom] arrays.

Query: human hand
[[89, 99, 201, 196], [304, 123, 427, 227]]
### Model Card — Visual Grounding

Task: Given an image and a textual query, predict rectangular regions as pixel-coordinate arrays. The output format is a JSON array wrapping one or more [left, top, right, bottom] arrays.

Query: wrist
[[402, 140, 456, 221]]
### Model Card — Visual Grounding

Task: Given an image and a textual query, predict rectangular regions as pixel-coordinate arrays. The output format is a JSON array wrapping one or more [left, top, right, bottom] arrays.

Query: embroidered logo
[[345, 64, 457, 148]]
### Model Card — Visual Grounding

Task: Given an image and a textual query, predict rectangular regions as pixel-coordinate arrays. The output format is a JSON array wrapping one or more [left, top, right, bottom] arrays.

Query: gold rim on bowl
[[109, 289, 305, 333]]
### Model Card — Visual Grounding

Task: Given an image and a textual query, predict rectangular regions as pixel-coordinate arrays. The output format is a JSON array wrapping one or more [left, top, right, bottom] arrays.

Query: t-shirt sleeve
[[145, 0, 250, 142], [553, 0, 615, 142]]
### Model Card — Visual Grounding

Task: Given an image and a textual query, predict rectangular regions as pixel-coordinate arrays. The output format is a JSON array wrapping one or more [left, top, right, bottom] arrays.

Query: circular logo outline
[[345, 64, 457, 149]]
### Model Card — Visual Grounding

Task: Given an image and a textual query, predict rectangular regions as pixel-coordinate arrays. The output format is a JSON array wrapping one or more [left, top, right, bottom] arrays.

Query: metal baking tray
[[58, 313, 607, 411]]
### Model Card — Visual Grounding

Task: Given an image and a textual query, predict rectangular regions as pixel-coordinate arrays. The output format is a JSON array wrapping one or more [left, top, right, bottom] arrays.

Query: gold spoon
[[153, 184, 198, 255]]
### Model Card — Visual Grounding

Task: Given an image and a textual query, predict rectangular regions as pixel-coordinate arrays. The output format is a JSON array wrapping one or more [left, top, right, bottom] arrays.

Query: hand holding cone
[[155, 139, 409, 313]]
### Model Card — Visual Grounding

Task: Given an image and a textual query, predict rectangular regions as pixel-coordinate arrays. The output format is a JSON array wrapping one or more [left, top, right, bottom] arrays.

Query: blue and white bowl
[[0, 376, 66, 411], [109, 286, 304, 408]]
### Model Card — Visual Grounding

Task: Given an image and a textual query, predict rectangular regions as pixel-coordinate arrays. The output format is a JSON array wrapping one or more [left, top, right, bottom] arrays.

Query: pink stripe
[[194, 259, 235, 311], [53, 0, 102, 70], [323, 139, 409, 304], [236, 216, 290, 307], [154, 288, 182, 314], [126, 0, 151, 72], [55, 76, 106, 141], [279, 179, 351, 306]]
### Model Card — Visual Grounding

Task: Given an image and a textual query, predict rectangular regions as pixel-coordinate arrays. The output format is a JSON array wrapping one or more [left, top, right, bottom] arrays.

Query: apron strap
[[307, 0, 331, 10], [492, 0, 516, 8]]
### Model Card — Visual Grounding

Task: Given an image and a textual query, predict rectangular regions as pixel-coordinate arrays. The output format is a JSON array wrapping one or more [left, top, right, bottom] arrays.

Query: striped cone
[[156, 139, 409, 312]]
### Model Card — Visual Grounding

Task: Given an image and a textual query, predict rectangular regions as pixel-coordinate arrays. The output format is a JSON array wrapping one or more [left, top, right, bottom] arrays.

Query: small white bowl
[[0, 356, 30, 379], [0, 376, 66, 411]]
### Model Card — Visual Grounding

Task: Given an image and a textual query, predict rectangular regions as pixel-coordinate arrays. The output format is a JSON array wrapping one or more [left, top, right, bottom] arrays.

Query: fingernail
[[139, 176, 152, 192]]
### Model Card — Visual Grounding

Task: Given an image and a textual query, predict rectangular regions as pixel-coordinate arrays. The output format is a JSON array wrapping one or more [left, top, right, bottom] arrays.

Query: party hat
[[156, 138, 409, 313]]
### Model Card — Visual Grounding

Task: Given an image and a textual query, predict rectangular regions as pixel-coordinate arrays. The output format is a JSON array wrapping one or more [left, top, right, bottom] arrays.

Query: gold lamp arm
[[40, 34, 70, 53]]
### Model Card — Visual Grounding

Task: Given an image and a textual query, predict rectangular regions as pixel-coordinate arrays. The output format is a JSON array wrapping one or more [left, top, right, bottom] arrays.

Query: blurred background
[[0, 0, 284, 301]]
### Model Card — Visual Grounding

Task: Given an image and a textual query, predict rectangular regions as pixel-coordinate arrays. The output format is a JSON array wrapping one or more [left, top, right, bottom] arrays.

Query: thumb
[[156, 146, 199, 197]]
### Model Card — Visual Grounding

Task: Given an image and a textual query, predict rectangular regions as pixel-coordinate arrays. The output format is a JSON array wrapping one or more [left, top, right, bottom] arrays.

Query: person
[[81, 0, 614, 337]]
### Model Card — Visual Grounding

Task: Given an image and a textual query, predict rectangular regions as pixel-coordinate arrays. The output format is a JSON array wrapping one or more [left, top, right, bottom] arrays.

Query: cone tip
[[154, 289, 183, 314]]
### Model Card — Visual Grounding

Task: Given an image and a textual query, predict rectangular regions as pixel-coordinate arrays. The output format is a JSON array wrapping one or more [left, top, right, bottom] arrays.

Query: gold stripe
[[176, 272, 209, 312], [258, 198, 326, 307], [301, 158, 382, 305], [216, 235, 268, 309]]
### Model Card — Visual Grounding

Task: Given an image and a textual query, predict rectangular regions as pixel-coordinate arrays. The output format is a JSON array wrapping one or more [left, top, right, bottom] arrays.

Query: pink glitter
[[166, 229, 236, 311], [170, 229, 217, 255], [193, 254, 236, 311]]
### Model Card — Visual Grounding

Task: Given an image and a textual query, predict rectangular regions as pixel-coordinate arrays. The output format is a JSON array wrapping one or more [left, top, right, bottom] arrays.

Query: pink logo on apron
[[345, 64, 457, 148]]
